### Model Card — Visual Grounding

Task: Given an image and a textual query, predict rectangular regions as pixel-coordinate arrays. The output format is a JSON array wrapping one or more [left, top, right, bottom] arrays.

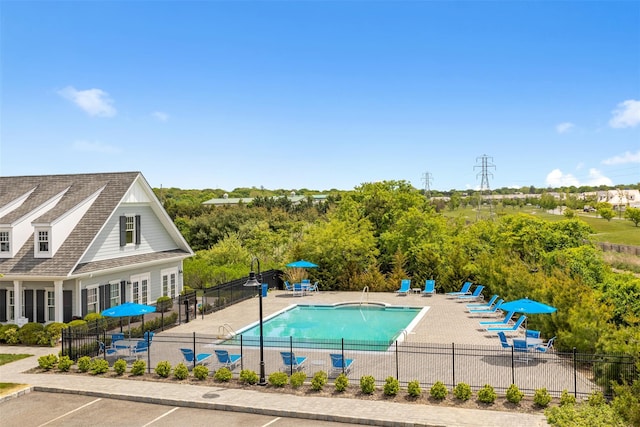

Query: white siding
[[81, 205, 179, 263]]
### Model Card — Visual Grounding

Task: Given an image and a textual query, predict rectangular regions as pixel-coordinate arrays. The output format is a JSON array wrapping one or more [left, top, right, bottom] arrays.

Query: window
[[120, 215, 141, 246], [47, 291, 55, 321], [0, 231, 9, 253], [87, 288, 98, 314], [8, 290, 14, 321], [38, 231, 49, 252], [161, 269, 178, 298], [110, 283, 119, 307], [162, 276, 168, 297], [132, 280, 140, 304], [141, 278, 148, 304], [126, 216, 135, 244], [170, 273, 176, 297]]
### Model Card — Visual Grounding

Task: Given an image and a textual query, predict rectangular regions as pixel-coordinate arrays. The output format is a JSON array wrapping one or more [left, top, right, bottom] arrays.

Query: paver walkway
[[0, 345, 548, 426]]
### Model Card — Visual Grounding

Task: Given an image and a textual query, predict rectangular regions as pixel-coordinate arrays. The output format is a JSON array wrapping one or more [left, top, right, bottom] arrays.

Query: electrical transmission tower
[[474, 154, 496, 220], [421, 172, 433, 199]]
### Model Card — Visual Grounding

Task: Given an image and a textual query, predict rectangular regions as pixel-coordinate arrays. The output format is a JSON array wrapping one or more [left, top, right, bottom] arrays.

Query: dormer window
[[38, 231, 49, 252], [0, 231, 9, 253], [120, 215, 141, 246], [34, 227, 52, 257]]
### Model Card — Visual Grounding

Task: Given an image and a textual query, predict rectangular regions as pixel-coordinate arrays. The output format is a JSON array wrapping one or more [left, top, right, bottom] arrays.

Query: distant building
[[202, 193, 327, 207]]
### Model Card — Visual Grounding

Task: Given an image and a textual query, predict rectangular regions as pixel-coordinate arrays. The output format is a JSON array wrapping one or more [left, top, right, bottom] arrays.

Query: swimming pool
[[229, 303, 428, 350]]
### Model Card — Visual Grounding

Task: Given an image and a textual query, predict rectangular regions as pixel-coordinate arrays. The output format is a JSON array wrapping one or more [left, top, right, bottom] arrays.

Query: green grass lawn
[[0, 354, 32, 366], [443, 206, 640, 246]]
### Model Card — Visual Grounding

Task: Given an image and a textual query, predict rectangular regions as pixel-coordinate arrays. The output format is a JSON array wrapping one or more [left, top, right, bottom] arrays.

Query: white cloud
[[545, 168, 612, 187], [58, 86, 116, 117], [602, 150, 640, 165], [555, 122, 575, 134], [609, 99, 640, 128], [584, 168, 613, 186], [152, 111, 169, 122], [72, 140, 121, 154]]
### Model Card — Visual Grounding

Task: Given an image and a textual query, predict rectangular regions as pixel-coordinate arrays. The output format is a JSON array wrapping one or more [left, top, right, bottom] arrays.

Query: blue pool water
[[236, 304, 426, 344]]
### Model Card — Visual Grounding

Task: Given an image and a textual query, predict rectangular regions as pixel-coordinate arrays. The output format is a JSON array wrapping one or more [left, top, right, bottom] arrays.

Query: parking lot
[[1, 392, 360, 427]]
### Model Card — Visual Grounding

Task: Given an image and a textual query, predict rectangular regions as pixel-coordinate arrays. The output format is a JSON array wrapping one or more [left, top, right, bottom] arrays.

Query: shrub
[[334, 373, 349, 392], [44, 322, 66, 344], [113, 359, 127, 375], [193, 365, 209, 380], [156, 296, 173, 312], [173, 363, 189, 380], [360, 375, 376, 394], [533, 388, 552, 407], [268, 371, 289, 387], [131, 360, 146, 376], [38, 354, 58, 370], [545, 402, 626, 427], [290, 371, 306, 388], [453, 382, 472, 401], [477, 384, 497, 404], [36, 331, 52, 346], [0, 324, 19, 343], [560, 389, 576, 406], [611, 380, 640, 427], [17, 322, 44, 345], [311, 371, 328, 391], [430, 381, 448, 400], [506, 384, 524, 404], [214, 367, 233, 382], [587, 390, 606, 406], [239, 369, 259, 385], [90, 358, 110, 375], [57, 355, 74, 372], [383, 376, 400, 396], [155, 361, 172, 378], [407, 380, 421, 398], [77, 356, 92, 373], [67, 319, 88, 333]]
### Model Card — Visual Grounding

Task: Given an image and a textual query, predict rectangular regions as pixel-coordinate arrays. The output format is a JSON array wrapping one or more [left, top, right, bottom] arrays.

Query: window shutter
[[81, 289, 87, 318], [119, 216, 127, 246], [120, 281, 126, 304], [0, 289, 6, 322], [99, 284, 107, 310], [135, 215, 141, 244], [24, 290, 34, 322], [63, 291, 72, 323], [36, 290, 45, 323]]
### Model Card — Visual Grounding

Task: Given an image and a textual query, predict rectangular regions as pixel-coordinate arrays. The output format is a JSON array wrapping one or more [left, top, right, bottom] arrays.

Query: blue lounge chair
[[446, 282, 472, 298], [396, 279, 411, 295], [466, 294, 498, 309], [180, 348, 213, 367], [487, 315, 526, 333], [98, 341, 118, 358], [329, 353, 354, 377], [468, 299, 504, 316], [535, 336, 556, 353], [456, 285, 484, 301], [421, 280, 436, 296], [280, 351, 307, 372], [526, 330, 541, 339], [479, 311, 515, 326], [497, 332, 512, 349], [284, 281, 293, 292], [293, 283, 305, 297], [215, 349, 242, 370]]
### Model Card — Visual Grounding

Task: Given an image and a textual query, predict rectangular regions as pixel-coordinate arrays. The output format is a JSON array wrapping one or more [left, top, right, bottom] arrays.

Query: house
[[0, 172, 193, 325]]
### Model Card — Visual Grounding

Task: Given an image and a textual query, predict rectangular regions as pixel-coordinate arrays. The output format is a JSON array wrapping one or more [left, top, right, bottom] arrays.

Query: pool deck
[[172, 290, 507, 346]]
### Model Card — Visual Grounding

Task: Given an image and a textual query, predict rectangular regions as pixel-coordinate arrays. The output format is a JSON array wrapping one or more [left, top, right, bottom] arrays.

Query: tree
[[624, 207, 640, 227], [539, 193, 558, 210], [597, 203, 615, 222]]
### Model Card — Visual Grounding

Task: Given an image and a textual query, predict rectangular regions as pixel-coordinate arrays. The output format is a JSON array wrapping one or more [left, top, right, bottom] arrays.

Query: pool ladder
[[360, 286, 369, 305], [217, 323, 236, 339]]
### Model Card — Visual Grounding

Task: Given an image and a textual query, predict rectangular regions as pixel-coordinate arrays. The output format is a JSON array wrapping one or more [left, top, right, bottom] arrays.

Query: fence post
[[511, 346, 515, 385], [192, 331, 197, 370], [240, 335, 243, 371], [573, 347, 577, 398], [452, 343, 455, 387], [341, 338, 345, 375], [395, 340, 399, 380], [289, 336, 294, 376]]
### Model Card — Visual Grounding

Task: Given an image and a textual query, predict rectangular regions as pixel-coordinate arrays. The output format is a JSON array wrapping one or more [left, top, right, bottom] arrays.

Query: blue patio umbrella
[[286, 260, 319, 268], [102, 302, 156, 338], [499, 298, 556, 345]]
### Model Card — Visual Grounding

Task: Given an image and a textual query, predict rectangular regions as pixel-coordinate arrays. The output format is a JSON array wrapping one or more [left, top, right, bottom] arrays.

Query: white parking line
[[37, 398, 102, 427], [141, 407, 180, 426], [261, 417, 282, 427]]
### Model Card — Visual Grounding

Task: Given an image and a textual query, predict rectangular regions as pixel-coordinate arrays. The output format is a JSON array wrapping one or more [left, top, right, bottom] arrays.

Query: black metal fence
[[64, 328, 637, 399]]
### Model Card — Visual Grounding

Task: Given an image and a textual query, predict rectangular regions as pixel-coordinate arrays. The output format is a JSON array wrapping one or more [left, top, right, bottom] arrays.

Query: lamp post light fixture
[[243, 257, 266, 385]]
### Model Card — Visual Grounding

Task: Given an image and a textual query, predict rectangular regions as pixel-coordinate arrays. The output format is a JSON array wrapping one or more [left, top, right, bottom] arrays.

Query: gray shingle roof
[[0, 172, 188, 277]]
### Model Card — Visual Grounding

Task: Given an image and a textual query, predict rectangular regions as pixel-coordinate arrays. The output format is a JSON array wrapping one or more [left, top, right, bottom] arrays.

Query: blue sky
[[1, 1, 638, 192]]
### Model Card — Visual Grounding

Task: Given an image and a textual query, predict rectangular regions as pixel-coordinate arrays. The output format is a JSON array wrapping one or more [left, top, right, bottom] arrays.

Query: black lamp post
[[243, 257, 266, 385]]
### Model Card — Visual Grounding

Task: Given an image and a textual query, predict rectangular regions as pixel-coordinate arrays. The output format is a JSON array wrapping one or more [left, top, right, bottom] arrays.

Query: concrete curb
[[0, 385, 34, 404]]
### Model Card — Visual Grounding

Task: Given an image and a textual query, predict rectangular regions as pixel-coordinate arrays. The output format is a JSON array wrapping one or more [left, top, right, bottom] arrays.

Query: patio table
[[112, 339, 142, 356]]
